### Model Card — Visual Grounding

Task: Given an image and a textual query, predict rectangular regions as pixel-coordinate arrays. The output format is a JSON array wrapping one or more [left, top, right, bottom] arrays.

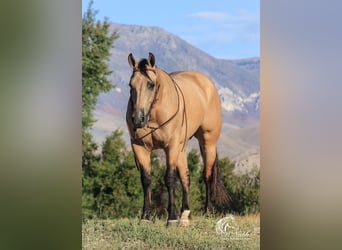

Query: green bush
[[82, 134, 260, 219], [219, 157, 260, 215], [82, 130, 143, 219]]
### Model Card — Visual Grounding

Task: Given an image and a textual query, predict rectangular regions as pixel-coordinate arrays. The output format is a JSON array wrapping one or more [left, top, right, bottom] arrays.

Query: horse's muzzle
[[132, 109, 149, 128]]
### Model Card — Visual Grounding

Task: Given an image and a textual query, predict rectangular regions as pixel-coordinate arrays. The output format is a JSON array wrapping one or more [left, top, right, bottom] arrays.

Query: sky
[[82, 0, 259, 59]]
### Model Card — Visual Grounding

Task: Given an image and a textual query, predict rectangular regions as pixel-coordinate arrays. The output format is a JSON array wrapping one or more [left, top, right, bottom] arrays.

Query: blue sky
[[82, 0, 259, 59]]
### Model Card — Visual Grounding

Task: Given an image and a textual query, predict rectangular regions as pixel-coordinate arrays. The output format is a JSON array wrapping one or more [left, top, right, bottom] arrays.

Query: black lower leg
[[181, 173, 190, 212], [165, 168, 177, 220], [181, 190, 189, 212], [205, 180, 214, 212], [140, 168, 151, 220]]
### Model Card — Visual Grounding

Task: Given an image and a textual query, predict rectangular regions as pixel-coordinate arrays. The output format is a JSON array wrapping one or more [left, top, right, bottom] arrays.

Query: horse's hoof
[[166, 220, 178, 227], [179, 210, 190, 227], [140, 219, 150, 224], [180, 210, 190, 219], [179, 219, 190, 227]]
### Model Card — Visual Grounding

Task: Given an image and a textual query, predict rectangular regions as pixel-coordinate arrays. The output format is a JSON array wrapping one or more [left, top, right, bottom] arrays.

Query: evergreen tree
[[219, 157, 260, 214], [187, 148, 201, 175], [89, 130, 142, 218], [82, 0, 118, 130], [82, 131, 101, 218], [82, 1, 118, 219], [101, 130, 127, 164]]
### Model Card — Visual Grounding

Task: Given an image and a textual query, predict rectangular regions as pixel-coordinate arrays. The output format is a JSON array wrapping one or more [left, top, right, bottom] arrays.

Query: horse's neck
[[148, 68, 180, 128], [156, 69, 178, 104]]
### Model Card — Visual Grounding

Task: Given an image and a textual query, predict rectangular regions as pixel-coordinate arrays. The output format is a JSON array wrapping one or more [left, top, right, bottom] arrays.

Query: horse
[[126, 52, 230, 227]]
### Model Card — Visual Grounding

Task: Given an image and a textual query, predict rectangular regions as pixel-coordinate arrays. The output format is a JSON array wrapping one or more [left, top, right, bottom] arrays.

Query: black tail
[[211, 153, 231, 206]]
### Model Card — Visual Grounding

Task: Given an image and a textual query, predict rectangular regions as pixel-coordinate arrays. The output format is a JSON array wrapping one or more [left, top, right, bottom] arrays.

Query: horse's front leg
[[165, 146, 180, 227], [140, 167, 152, 220], [177, 150, 191, 227], [132, 143, 152, 221]]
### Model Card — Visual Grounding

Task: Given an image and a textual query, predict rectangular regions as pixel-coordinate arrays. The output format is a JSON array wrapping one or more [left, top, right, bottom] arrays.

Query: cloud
[[188, 11, 230, 22], [188, 10, 259, 23], [185, 10, 259, 44], [177, 9, 259, 58]]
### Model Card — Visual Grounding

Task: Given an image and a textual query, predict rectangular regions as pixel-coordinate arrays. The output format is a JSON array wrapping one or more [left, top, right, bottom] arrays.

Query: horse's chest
[[134, 128, 168, 150]]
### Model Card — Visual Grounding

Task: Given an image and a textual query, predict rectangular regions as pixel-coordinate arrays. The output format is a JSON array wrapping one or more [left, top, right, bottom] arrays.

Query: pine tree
[[82, 1, 118, 219], [82, 0, 118, 130], [89, 130, 142, 218]]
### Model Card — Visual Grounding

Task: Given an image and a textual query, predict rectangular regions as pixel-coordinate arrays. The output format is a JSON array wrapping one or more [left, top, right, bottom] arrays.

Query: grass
[[82, 214, 260, 249]]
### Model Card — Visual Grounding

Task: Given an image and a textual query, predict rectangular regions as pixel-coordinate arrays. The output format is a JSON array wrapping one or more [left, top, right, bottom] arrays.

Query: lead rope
[[171, 78, 188, 152]]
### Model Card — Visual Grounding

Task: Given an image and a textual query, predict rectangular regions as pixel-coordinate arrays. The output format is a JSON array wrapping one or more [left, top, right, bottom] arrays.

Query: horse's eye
[[147, 82, 155, 90]]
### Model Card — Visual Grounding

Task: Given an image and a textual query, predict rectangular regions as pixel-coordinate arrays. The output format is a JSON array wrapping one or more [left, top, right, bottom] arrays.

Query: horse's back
[[170, 71, 219, 103], [170, 71, 222, 138]]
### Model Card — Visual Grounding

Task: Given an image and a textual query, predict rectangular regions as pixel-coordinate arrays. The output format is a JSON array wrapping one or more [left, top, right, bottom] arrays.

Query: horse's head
[[128, 52, 158, 128]]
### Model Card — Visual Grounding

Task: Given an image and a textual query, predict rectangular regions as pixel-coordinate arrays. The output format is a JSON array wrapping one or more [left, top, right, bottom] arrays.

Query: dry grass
[[82, 214, 260, 249]]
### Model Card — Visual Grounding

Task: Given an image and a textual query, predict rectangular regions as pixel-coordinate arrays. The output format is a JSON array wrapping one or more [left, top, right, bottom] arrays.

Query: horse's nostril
[[138, 109, 145, 122], [132, 109, 147, 127]]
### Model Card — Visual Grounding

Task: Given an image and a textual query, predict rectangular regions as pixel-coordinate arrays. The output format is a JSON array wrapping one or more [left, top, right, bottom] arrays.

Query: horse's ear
[[148, 52, 155, 67], [128, 53, 136, 69]]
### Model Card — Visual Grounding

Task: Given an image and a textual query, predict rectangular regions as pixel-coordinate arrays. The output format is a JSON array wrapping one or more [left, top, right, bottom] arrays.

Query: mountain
[[92, 23, 260, 169]]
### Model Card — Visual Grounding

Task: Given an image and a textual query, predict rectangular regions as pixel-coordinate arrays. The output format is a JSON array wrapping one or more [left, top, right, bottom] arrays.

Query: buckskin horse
[[126, 52, 229, 227]]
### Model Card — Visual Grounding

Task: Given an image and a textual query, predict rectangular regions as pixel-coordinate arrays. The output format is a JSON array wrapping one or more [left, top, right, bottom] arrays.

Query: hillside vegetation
[[82, 130, 260, 220]]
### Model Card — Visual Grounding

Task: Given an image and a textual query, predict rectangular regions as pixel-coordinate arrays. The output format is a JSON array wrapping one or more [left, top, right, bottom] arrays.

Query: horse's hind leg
[[198, 134, 229, 212], [132, 143, 152, 221], [199, 143, 217, 212]]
